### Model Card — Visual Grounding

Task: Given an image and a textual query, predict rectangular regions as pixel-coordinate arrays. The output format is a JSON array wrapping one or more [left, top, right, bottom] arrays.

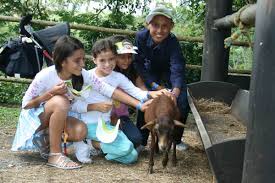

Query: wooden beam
[[0, 15, 136, 36], [0, 64, 251, 85], [0, 76, 31, 84], [0, 15, 251, 47], [214, 4, 256, 29]]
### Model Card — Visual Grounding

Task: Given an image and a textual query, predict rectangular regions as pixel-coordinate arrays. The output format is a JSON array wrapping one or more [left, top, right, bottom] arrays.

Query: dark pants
[[119, 116, 142, 148], [136, 89, 190, 146]]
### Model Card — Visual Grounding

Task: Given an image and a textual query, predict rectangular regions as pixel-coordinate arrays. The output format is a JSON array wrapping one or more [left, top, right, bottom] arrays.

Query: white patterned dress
[[11, 65, 116, 151]]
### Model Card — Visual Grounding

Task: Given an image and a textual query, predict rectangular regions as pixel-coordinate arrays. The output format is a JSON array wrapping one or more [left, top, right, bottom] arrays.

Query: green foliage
[[229, 47, 253, 70], [0, 82, 28, 104], [0, 22, 18, 44], [0, 0, 49, 45], [233, 0, 256, 11], [179, 0, 206, 25], [181, 42, 203, 65], [0, 106, 20, 128], [181, 42, 203, 83], [228, 27, 254, 71]]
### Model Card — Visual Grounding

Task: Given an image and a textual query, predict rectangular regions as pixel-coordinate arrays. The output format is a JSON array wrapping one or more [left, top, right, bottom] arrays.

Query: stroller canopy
[[33, 22, 70, 54]]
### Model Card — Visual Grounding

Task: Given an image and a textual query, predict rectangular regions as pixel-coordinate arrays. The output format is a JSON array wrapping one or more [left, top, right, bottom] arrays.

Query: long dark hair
[[109, 35, 138, 82], [53, 35, 84, 91]]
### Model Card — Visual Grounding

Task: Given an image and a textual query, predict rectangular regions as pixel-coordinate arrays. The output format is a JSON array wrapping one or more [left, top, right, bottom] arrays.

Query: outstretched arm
[[87, 102, 112, 112], [111, 89, 150, 112]]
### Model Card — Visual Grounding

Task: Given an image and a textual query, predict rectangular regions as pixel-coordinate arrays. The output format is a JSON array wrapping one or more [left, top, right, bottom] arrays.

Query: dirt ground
[[0, 115, 213, 183]]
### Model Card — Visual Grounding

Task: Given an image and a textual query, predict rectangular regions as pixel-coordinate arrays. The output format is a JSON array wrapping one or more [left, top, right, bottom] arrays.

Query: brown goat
[[141, 93, 186, 174]]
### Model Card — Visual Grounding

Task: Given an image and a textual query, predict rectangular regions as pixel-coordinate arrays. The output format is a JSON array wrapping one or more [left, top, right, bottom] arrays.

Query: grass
[[0, 106, 20, 128]]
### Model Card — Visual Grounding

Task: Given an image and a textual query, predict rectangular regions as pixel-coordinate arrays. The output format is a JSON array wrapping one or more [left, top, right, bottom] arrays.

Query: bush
[[0, 82, 28, 104], [181, 42, 203, 83]]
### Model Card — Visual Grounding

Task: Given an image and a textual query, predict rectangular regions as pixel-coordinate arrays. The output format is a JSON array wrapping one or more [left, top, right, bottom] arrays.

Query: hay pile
[[194, 98, 247, 144], [194, 98, 231, 114]]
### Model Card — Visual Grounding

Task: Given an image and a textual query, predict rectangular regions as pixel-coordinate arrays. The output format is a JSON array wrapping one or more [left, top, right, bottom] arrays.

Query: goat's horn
[[173, 120, 187, 128], [141, 120, 156, 130]]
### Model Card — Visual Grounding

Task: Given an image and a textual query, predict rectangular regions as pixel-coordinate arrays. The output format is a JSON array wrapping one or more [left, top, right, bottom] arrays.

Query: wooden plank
[[214, 4, 256, 29]]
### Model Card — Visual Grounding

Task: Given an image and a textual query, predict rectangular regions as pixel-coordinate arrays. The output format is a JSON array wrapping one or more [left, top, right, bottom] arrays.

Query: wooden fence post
[[201, 0, 233, 81], [242, 2, 275, 183]]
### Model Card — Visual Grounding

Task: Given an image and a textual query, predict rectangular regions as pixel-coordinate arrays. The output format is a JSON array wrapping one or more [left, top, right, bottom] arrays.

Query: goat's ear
[[173, 120, 187, 128], [141, 120, 156, 130]]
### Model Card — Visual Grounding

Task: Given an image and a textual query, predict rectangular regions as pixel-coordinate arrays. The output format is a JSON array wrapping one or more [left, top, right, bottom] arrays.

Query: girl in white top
[[72, 38, 164, 164], [11, 36, 149, 169]]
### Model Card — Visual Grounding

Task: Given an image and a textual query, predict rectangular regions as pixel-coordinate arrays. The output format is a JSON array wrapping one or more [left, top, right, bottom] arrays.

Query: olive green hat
[[146, 6, 173, 24]]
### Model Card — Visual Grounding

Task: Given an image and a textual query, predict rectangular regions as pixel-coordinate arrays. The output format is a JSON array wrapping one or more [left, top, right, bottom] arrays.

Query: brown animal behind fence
[[141, 93, 186, 174]]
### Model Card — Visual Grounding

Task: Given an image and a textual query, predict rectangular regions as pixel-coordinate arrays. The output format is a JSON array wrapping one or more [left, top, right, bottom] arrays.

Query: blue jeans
[[119, 116, 142, 147]]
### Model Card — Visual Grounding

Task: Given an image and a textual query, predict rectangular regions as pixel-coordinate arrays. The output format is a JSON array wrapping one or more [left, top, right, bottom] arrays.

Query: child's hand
[[148, 89, 167, 98], [140, 99, 153, 112], [95, 102, 113, 112], [51, 82, 67, 95]]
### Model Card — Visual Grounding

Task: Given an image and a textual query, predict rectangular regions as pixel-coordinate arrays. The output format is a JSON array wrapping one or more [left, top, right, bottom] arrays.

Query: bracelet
[[151, 82, 159, 90], [146, 91, 151, 100], [136, 101, 143, 111]]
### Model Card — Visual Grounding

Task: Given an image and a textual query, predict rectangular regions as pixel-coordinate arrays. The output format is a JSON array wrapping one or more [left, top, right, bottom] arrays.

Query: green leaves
[[0, 82, 28, 105]]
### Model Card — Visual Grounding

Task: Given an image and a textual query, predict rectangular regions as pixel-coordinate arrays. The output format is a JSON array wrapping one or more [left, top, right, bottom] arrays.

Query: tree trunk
[[201, 0, 232, 81]]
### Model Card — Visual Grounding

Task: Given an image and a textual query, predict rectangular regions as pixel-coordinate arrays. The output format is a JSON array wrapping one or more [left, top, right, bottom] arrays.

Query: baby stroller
[[0, 15, 70, 79]]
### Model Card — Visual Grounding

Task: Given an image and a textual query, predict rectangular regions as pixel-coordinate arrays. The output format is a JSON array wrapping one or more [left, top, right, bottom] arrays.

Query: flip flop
[[47, 153, 82, 170]]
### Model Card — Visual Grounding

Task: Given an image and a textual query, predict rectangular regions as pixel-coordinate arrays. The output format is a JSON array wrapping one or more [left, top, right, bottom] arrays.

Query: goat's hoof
[[148, 168, 154, 174], [172, 160, 177, 167], [162, 160, 168, 167]]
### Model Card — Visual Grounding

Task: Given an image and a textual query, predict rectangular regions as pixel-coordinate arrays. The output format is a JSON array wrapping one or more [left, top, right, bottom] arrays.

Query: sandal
[[32, 128, 50, 160], [47, 153, 82, 170]]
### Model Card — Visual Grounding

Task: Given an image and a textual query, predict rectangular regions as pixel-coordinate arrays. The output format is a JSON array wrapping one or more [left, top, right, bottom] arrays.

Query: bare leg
[[66, 116, 87, 142], [38, 95, 80, 168], [39, 95, 70, 153]]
